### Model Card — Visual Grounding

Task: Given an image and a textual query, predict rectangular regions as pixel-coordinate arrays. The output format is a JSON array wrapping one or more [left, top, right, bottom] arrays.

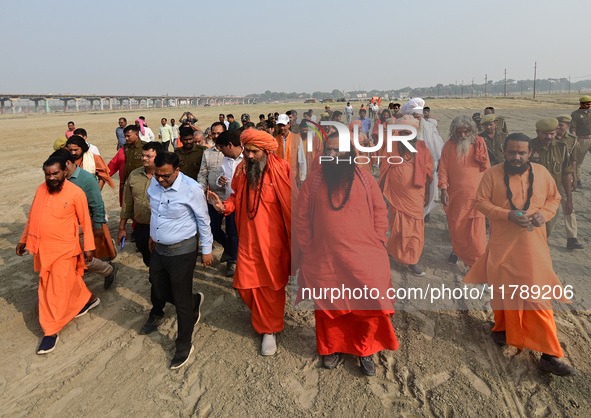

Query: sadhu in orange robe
[[464, 163, 568, 357], [20, 181, 95, 336], [295, 166, 398, 356], [379, 141, 433, 265], [224, 131, 292, 334], [438, 137, 490, 267]]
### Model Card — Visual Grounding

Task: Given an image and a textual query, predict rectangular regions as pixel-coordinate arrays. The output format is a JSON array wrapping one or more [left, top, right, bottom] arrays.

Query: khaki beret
[[53, 136, 68, 150], [556, 114, 572, 123], [535, 117, 559, 131], [481, 114, 497, 124], [579, 95, 591, 103]]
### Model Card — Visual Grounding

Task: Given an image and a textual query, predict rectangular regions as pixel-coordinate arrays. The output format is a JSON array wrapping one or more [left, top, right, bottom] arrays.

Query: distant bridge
[[0, 94, 256, 114]]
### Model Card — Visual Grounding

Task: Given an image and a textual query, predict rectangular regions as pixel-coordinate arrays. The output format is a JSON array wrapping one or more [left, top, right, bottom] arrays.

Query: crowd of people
[[16, 95, 590, 376]]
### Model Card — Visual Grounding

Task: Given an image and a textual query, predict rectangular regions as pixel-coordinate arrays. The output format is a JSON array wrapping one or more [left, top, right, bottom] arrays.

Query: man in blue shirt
[[355, 108, 372, 136], [116, 117, 127, 150], [140, 151, 214, 369]]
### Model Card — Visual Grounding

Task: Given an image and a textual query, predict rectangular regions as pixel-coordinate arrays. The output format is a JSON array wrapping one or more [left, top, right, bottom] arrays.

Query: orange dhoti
[[387, 210, 424, 265], [315, 310, 398, 356], [491, 307, 563, 358], [237, 287, 286, 334], [446, 217, 487, 267], [37, 253, 91, 336]]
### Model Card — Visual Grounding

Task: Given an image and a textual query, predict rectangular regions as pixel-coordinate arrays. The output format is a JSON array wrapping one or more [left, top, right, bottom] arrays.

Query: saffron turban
[[241, 128, 278, 152]]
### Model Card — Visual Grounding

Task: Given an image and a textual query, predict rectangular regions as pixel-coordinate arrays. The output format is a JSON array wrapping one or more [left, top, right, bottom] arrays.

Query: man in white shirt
[[136, 119, 155, 142], [219, 114, 230, 130], [158, 118, 174, 150], [73, 128, 101, 155], [213, 130, 243, 277], [345, 102, 354, 124]]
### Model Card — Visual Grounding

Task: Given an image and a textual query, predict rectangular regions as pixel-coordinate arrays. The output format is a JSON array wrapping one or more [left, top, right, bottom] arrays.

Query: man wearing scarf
[[379, 116, 433, 277], [464, 133, 575, 376], [295, 133, 399, 376], [66, 135, 114, 190], [439, 116, 490, 267], [135, 118, 155, 142], [208, 129, 292, 356]]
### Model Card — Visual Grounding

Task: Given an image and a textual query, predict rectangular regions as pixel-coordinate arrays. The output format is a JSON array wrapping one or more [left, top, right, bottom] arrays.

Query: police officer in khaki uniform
[[483, 106, 509, 135], [531, 118, 580, 248], [570, 96, 591, 188], [479, 114, 506, 165], [554, 115, 584, 249]]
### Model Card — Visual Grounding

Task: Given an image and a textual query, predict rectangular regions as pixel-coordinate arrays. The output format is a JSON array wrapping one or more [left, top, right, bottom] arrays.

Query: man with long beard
[[16, 157, 100, 354], [208, 129, 291, 356], [66, 135, 114, 190], [379, 116, 433, 276], [295, 133, 399, 376], [439, 116, 490, 267], [465, 133, 575, 376]]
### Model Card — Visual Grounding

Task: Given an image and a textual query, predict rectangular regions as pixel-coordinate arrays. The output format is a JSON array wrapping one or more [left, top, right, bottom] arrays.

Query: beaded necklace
[[503, 162, 534, 211], [328, 175, 354, 211]]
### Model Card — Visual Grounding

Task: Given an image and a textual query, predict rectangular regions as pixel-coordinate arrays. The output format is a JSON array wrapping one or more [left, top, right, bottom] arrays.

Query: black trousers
[[134, 223, 151, 267], [149, 249, 197, 353], [208, 204, 238, 263]]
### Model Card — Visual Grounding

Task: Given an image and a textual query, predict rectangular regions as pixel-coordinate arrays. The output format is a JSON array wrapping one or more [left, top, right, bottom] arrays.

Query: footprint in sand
[[287, 368, 318, 410], [459, 365, 492, 397]]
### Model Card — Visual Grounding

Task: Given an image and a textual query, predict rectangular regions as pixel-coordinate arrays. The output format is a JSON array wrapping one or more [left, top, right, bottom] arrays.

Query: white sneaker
[[261, 333, 277, 356]]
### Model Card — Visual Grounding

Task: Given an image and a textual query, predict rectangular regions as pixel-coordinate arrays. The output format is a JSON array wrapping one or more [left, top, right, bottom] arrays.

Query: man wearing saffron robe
[[379, 116, 433, 277], [439, 116, 490, 267], [208, 129, 291, 356], [16, 156, 100, 354], [400, 98, 444, 220], [464, 133, 576, 376], [66, 135, 114, 190], [295, 133, 399, 376]]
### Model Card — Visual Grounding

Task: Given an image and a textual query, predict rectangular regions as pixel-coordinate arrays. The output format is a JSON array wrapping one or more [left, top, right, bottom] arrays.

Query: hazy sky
[[1, 0, 589, 96]]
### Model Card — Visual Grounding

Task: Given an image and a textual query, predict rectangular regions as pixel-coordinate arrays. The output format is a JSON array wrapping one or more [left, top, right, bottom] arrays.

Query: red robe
[[295, 167, 398, 356]]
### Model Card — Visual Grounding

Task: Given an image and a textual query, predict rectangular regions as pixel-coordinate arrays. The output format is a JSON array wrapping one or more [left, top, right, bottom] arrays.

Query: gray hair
[[449, 115, 478, 141]]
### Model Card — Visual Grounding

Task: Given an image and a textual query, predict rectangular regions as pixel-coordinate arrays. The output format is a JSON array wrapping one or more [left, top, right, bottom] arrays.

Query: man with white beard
[[438, 116, 490, 266], [400, 98, 444, 220]]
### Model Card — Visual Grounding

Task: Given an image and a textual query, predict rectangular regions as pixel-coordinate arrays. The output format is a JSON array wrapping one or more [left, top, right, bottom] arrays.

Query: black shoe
[[539, 356, 576, 376], [194, 292, 204, 325], [566, 238, 585, 250], [226, 262, 236, 277], [359, 355, 376, 376], [170, 345, 194, 370], [104, 262, 117, 289], [424, 213, 431, 222], [220, 251, 230, 263], [447, 251, 458, 265], [76, 297, 100, 318], [323, 353, 342, 369], [37, 334, 59, 355], [139, 315, 163, 335], [491, 331, 506, 346], [577, 179, 582, 189], [408, 264, 425, 277]]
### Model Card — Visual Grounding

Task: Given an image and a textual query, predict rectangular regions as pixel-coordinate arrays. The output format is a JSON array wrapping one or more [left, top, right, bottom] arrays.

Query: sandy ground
[[1, 96, 590, 417]]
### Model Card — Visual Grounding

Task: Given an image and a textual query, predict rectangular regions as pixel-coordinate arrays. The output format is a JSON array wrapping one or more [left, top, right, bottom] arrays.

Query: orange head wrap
[[240, 128, 278, 152]]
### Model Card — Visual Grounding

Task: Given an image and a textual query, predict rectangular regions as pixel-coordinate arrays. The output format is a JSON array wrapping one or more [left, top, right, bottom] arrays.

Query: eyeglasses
[[154, 172, 174, 179]]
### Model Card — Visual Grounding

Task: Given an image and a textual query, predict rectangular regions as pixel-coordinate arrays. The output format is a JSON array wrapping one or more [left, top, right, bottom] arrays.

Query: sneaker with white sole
[[170, 345, 194, 370], [37, 334, 59, 354], [261, 333, 277, 356], [408, 264, 425, 277], [76, 297, 100, 318]]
